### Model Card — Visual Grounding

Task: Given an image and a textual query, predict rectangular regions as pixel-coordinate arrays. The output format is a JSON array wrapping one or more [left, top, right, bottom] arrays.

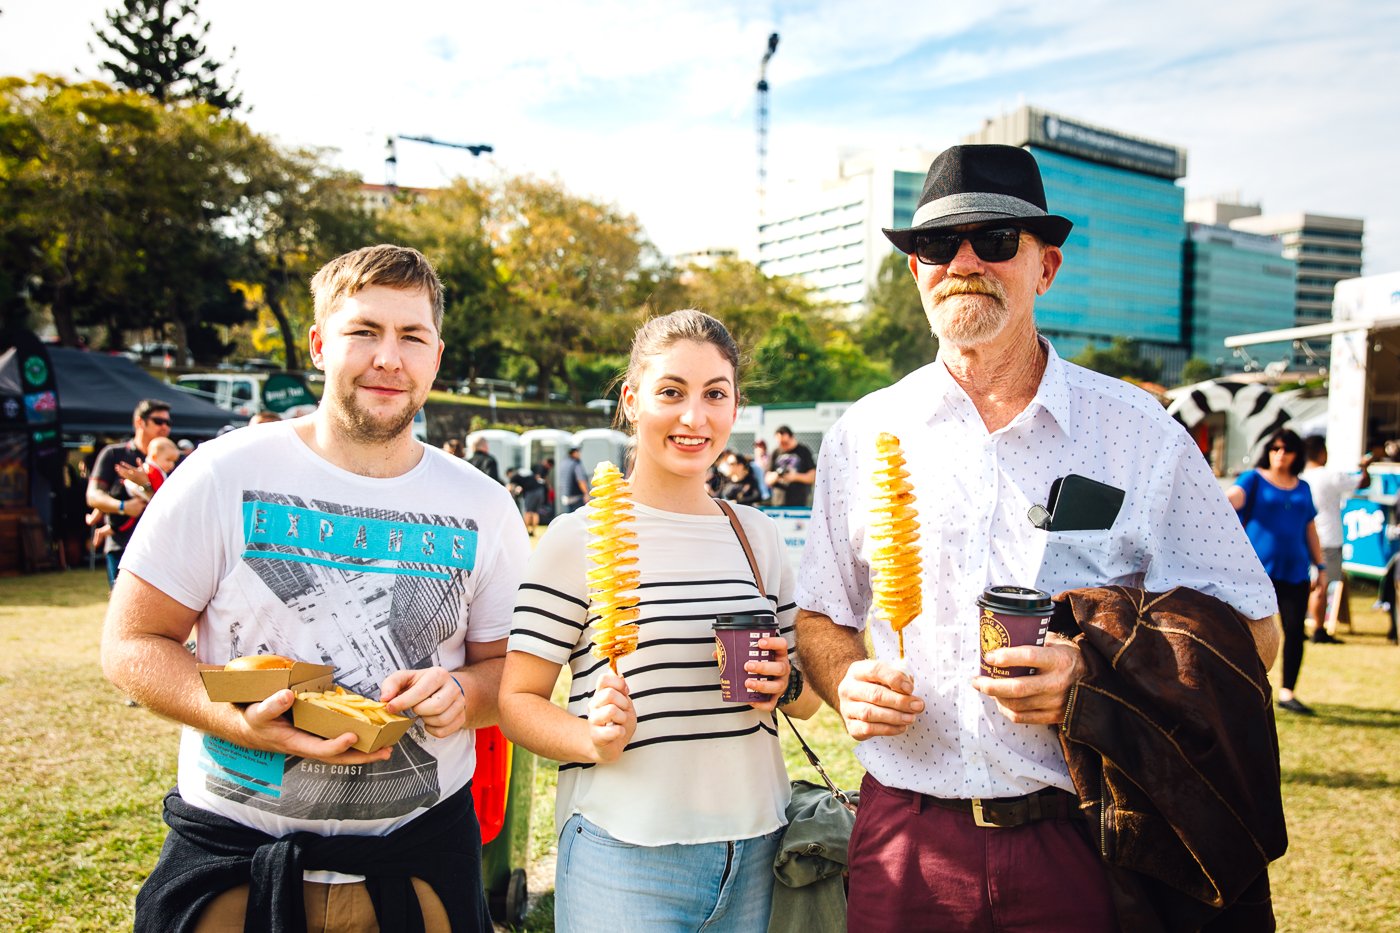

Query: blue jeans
[[555, 813, 782, 933], [106, 551, 123, 589]]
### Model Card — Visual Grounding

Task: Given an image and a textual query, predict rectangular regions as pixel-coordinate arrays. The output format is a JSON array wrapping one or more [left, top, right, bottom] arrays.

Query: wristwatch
[[779, 665, 804, 706], [1315, 563, 1327, 572]]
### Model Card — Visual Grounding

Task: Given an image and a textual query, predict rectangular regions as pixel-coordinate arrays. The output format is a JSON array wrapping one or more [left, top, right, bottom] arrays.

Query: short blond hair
[[310, 244, 445, 331]]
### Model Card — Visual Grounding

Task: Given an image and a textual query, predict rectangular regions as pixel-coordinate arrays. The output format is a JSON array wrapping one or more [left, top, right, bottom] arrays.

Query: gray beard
[[928, 294, 1010, 348]]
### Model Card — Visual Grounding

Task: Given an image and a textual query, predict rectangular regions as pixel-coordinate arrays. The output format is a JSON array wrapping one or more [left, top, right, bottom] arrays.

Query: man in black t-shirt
[[87, 398, 172, 587], [765, 425, 816, 507], [468, 438, 501, 484]]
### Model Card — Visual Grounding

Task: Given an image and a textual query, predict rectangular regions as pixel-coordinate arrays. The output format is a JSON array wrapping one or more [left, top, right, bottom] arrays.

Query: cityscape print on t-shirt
[[197, 489, 479, 821]]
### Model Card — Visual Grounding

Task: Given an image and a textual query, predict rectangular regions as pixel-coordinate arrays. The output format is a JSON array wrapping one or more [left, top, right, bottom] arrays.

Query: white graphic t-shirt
[[121, 421, 529, 843]]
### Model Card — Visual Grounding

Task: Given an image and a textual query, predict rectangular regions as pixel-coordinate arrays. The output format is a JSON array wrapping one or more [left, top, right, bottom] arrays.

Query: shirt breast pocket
[[1039, 529, 1124, 589]]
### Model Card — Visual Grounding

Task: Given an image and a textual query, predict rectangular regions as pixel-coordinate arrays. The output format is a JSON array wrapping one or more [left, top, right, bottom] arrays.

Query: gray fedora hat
[[882, 145, 1072, 253]]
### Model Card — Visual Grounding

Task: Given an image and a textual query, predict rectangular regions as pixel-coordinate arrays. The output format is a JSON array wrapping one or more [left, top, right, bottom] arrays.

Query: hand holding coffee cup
[[745, 634, 791, 712], [977, 586, 1054, 677], [713, 613, 779, 704]]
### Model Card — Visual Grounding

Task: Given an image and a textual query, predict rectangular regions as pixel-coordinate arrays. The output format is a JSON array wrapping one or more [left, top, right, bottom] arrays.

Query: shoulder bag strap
[[713, 497, 765, 597], [712, 498, 856, 812]]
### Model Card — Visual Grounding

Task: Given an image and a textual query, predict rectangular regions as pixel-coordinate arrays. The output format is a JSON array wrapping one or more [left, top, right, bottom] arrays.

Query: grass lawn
[[2, 568, 1396, 931]]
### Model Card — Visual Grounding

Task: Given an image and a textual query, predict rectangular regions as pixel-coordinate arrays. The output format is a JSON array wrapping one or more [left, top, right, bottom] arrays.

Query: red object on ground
[[471, 726, 511, 845]]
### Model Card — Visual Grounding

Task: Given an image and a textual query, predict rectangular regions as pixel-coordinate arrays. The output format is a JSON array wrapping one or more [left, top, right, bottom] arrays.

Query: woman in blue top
[[1228, 428, 1327, 714]]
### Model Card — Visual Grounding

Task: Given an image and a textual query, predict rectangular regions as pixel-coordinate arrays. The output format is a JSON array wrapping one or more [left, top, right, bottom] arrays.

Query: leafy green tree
[[488, 176, 653, 402], [748, 311, 894, 404], [0, 76, 164, 346], [672, 257, 825, 355], [823, 329, 893, 400], [858, 251, 934, 378], [565, 353, 628, 404], [0, 76, 277, 358], [90, 0, 242, 111], [750, 311, 832, 403], [381, 180, 504, 384], [119, 101, 261, 361], [1071, 337, 1163, 383], [239, 143, 384, 368], [1179, 357, 1221, 385]]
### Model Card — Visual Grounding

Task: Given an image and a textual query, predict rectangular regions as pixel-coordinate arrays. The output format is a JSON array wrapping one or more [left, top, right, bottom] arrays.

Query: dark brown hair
[[614, 309, 741, 430]]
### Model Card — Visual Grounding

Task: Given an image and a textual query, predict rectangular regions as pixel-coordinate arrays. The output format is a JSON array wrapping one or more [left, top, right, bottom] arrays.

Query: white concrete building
[[757, 149, 937, 315]]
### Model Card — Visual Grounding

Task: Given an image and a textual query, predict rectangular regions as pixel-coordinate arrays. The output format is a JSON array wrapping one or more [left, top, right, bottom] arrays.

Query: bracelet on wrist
[[118, 500, 125, 515], [779, 665, 804, 706], [1315, 562, 1327, 572]]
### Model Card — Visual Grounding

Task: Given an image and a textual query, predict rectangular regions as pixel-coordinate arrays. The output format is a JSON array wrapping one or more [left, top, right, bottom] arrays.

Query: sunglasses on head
[[912, 226, 1023, 265], [148, 417, 171, 427]]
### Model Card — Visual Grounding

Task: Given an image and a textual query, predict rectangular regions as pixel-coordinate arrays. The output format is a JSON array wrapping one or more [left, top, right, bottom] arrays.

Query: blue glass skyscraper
[[963, 107, 1188, 377]]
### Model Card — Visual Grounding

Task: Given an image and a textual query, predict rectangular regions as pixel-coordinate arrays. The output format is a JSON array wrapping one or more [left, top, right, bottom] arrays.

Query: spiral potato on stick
[[870, 432, 922, 658], [586, 461, 641, 673]]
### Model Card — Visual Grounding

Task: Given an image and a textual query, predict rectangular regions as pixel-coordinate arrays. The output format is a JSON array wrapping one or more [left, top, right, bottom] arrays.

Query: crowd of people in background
[[439, 426, 812, 541]]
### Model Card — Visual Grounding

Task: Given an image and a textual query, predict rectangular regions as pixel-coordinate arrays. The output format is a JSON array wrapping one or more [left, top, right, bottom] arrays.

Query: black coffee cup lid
[[977, 585, 1053, 614], [714, 613, 774, 630]]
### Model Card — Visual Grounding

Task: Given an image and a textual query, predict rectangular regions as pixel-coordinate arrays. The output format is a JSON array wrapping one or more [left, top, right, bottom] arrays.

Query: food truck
[[1226, 270, 1400, 579]]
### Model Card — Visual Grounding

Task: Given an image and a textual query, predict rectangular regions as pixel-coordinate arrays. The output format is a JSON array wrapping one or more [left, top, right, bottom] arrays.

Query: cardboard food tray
[[291, 697, 413, 753], [199, 662, 335, 703]]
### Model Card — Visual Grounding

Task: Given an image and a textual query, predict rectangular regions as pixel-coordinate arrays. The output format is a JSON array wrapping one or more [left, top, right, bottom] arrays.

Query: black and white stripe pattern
[[509, 502, 797, 846]]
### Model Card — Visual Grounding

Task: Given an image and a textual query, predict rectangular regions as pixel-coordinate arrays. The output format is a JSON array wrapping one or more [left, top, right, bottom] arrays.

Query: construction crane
[[755, 32, 779, 224], [385, 134, 494, 190]]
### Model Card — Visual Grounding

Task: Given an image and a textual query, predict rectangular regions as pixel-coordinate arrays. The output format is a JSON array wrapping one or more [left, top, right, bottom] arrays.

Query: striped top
[[509, 501, 798, 846]]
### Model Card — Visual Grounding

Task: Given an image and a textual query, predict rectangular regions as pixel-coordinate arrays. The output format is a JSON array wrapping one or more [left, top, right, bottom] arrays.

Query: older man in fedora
[[794, 145, 1281, 931]]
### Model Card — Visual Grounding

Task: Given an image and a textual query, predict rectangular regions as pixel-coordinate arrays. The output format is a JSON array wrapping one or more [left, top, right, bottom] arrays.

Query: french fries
[[295, 685, 407, 726]]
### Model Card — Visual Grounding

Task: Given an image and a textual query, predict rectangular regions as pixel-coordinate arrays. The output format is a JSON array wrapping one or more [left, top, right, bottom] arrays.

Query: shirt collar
[[918, 336, 1075, 439], [1033, 340, 1075, 439]]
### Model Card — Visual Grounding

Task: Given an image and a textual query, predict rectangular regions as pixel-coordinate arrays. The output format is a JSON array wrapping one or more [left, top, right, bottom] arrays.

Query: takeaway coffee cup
[[714, 613, 778, 703], [977, 586, 1055, 678]]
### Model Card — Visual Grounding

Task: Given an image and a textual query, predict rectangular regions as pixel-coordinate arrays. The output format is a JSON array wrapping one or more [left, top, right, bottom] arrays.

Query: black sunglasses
[[913, 227, 1023, 265], [148, 417, 171, 427]]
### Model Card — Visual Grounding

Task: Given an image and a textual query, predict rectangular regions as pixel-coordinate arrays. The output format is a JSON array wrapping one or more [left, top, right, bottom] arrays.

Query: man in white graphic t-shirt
[[103, 245, 527, 931]]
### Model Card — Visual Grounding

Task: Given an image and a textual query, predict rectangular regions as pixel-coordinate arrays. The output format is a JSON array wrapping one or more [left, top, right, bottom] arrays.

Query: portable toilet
[[466, 429, 524, 477], [570, 428, 632, 474], [519, 428, 573, 473]]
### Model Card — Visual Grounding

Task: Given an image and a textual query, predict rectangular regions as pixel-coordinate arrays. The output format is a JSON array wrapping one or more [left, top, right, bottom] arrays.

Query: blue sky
[[4, 0, 1398, 275]]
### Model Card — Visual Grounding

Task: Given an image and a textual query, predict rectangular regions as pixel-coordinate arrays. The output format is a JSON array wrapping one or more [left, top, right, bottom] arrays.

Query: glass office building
[[1184, 224, 1297, 372], [963, 107, 1188, 377]]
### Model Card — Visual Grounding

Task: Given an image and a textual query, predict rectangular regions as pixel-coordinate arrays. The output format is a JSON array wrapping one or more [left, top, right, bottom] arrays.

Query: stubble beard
[[327, 381, 421, 445], [924, 276, 1010, 348]]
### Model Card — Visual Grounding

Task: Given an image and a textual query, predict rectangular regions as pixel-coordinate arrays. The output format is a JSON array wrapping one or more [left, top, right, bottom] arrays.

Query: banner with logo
[[0, 331, 65, 516]]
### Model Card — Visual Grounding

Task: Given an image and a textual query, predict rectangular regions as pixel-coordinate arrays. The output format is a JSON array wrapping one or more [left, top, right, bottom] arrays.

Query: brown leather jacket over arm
[[1053, 586, 1288, 933]]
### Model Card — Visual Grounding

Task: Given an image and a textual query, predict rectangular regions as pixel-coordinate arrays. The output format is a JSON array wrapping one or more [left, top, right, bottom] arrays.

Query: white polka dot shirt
[[796, 341, 1277, 798]]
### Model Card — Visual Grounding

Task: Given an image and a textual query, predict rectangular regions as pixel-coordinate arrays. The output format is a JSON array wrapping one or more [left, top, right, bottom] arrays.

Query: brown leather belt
[[922, 787, 1078, 829]]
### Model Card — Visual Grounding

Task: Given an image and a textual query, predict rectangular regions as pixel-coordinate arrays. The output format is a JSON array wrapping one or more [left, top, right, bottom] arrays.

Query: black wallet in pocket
[[1029, 474, 1125, 532]]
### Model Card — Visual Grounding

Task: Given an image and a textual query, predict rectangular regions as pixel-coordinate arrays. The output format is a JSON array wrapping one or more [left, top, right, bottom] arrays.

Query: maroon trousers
[[847, 774, 1118, 933]]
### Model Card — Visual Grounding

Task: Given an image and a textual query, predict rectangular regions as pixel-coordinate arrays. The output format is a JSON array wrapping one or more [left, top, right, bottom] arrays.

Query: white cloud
[[2, 0, 1397, 271]]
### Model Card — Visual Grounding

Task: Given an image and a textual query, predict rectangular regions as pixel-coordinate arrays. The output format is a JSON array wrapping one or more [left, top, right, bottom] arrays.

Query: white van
[[174, 372, 318, 421]]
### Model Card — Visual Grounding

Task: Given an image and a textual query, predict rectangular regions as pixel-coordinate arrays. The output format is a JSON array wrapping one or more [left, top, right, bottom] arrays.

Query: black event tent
[[49, 347, 235, 440]]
